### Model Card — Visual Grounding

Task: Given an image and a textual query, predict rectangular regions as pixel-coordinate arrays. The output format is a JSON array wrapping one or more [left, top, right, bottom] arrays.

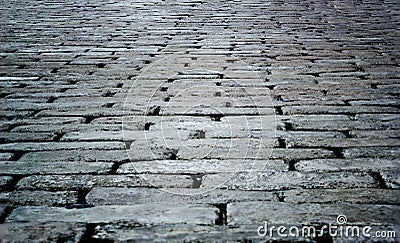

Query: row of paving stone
[[1, 0, 400, 242]]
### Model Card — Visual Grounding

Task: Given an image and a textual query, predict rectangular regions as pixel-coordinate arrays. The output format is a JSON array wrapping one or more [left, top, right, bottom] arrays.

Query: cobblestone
[[1, 0, 399, 241]]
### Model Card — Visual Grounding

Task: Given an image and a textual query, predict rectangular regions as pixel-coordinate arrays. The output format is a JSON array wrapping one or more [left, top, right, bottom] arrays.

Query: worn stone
[[87, 187, 276, 205], [1, 0, 399, 241], [1, 222, 86, 242], [284, 189, 400, 205], [295, 159, 399, 173], [3, 190, 78, 206], [227, 202, 400, 226], [204, 171, 378, 191], [0, 161, 113, 175], [16, 174, 194, 190], [6, 204, 217, 225]]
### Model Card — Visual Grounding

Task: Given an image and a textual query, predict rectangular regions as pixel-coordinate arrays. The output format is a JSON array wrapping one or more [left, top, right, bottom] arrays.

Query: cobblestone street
[[1, 0, 399, 242]]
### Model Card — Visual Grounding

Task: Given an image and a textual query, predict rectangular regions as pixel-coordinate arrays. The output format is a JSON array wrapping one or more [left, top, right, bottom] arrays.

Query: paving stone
[[86, 224, 262, 242], [282, 105, 400, 115], [0, 141, 125, 152], [284, 189, 400, 205], [6, 204, 217, 225], [204, 171, 377, 191], [16, 174, 194, 191], [283, 115, 400, 131], [284, 137, 400, 148], [349, 130, 400, 139], [271, 148, 335, 160], [343, 147, 400, 159], [126, 137, 276, 161], [228, 202, 400, 226], [0, 161, 113, 175], [1, 222, 86, 242], [295, 159, 399, 173], [19, 150, 129, 163], [117, 159, 286, 174], [0, 132, 58, 142], [86, 187, 276, 205], [3, 190, 77, 206]]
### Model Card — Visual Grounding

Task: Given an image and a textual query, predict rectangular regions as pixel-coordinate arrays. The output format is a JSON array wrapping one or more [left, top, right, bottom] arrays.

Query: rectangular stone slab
[[6, 204, 217, 225]]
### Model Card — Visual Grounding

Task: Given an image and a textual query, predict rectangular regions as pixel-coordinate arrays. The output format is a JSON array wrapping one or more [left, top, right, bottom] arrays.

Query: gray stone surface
[[1, 0, 399, 241], [0, 161, 113, 175], [284, 188, 400, 204], [227, 202, 400, 225], [6, 204, 217, 225], [205, 171, 378, 190], [1, 222, 86, 242], [3, 190, 78, 206], [87, 187, 276, 205]]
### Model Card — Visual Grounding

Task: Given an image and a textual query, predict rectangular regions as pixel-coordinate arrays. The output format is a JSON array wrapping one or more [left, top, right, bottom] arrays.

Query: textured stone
[[204, 171, 377, 190], [344, 147, 400, 159], [3, 190, 77, 206], [0, 161, 113, 175], [1, 0, 399, 241], [285, 137, 400, 148], [117, 159, 286, 174], [16, 174, 195, 190], [282, 105, 400, 115], [19, 150, 129, 163], [295, 159, 399, 173], [0, 141, 125, 152], [284, 115, 400, 131], [86, 187, 276, 205], [1, 222, 86, 242], [7, 204, 217, 225], [284, 189, 400, 205], [227, 202, 400, 225]]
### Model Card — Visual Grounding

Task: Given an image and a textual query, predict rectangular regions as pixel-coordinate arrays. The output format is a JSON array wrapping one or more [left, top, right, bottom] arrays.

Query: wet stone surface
[[1, 0, 399, 242]]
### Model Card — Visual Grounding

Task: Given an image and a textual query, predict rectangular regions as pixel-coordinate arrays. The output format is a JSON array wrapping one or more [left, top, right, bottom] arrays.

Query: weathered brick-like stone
[[227, 202, 399, 226], [7, 204, 217, 225], [349, 130, 399, 139], [271, 148, 335, 160], [285, 137, 400, 148], [1, 222, 86, 242], [0, 161, 113, 175], [343, 147, 399, 159], [3, 190, 77, 206], [86, 187, 276, 205], [295, 159, 399, 173], [282, 105, 400, 115], [283, 114, 400, 131], [284, 189, 400, 205], [16, 174, 196, 191], [118, 159, 286, 174], [0, 132, 58, 142], [19, 150, 129, 163], [0, 141, 125, 152], [204, 171, 377, 191]]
